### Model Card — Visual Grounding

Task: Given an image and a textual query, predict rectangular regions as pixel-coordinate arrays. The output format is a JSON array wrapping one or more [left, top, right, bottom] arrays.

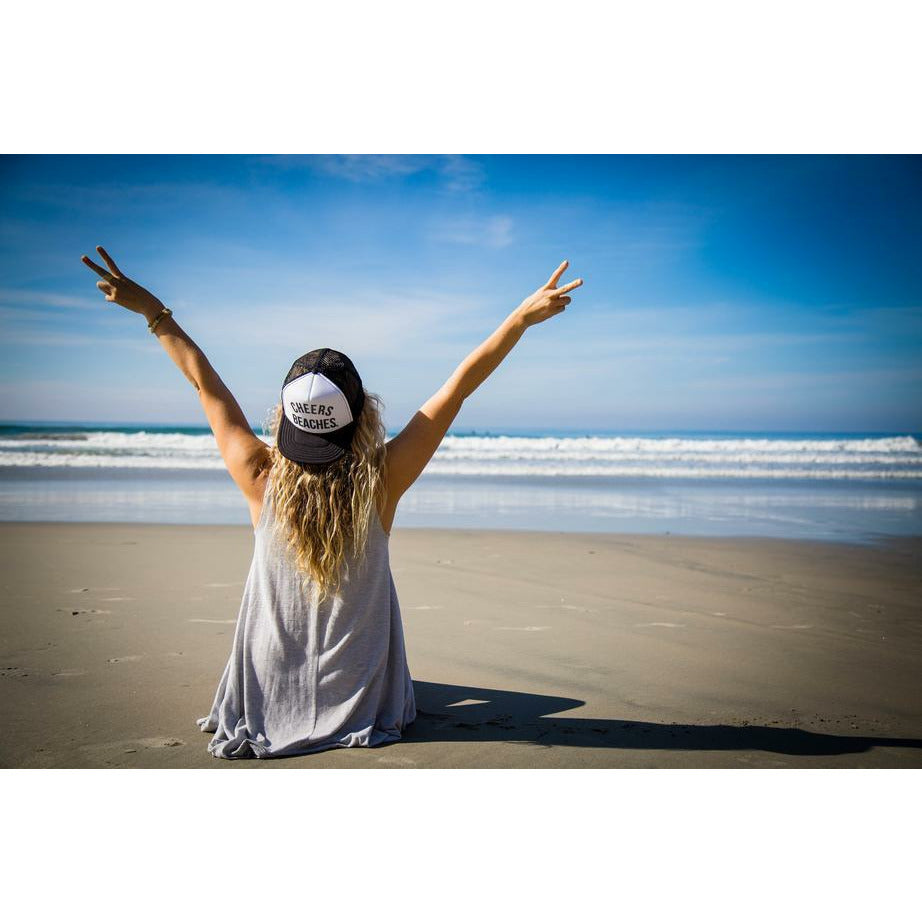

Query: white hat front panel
[[282, 372, 353, 433]]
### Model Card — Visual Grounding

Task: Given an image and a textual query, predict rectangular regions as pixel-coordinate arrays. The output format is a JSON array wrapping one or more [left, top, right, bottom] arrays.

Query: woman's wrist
[[506, 306, 531, 333], [142, 301, 167, 325]]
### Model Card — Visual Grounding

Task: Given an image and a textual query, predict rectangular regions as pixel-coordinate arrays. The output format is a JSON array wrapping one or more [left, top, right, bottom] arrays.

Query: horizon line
[[1, 419, 920, 438]]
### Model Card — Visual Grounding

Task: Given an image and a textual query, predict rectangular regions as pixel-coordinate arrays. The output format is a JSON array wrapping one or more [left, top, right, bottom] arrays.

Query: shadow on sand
[[400, 680, 922, 757]]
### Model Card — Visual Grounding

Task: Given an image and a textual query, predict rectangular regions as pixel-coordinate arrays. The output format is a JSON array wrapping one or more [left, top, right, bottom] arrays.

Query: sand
[[1, 522, 920, 768]]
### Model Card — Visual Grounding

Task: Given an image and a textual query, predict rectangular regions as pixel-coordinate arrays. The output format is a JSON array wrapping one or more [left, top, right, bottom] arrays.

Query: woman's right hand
[[514, 259, 584, 327]]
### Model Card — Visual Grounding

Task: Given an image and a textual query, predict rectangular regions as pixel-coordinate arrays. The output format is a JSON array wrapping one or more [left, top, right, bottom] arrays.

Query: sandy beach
[[1, 521, 920, 769]]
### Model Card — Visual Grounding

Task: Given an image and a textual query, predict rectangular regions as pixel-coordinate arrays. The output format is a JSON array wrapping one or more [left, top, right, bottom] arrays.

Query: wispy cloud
[[192, 287, 498, 358], [684, 365, 922, 392], [310, 154, 428, 182], [0, 288, 102, 311], [428, 214, 514, 248], [301, 154, 486, 193], [438, 155, 487, 193], [0, 378, 202, 424], [561, 299, 906, 353], [0, 327, 162, 353], [830, 304, 922, 334], [0, 289, 133, 335], [597, 330, 862, 355]]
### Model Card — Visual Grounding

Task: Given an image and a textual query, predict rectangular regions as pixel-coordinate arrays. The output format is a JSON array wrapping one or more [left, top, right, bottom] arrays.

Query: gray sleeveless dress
[[196, 482, 416, 759]]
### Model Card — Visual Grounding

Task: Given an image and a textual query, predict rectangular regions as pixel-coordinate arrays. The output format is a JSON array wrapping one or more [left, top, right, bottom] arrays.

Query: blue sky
[[1, 154, 920, 433]]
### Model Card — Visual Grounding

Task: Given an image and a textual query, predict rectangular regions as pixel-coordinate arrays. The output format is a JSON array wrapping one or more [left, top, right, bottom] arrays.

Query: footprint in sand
[[535, 604, 590, 611], [106, 655, 143, 664], [634, 622, 686, 628], [136, 737, 184, 748], [1, 666, 31, 678], [66, 587, 121, 593], [494, 625, 551, 632], [81, 737, 184, 755]]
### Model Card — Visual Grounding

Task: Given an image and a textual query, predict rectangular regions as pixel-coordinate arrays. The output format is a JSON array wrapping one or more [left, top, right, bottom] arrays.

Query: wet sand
[[1, 522, 920, 768]]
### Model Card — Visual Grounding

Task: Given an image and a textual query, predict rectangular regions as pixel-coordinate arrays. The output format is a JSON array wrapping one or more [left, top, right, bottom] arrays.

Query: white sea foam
[[1, 430, 920, 479]]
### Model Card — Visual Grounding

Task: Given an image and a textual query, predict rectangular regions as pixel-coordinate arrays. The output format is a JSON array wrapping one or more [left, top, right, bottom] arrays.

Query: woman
[[81, 245, 584, 759]]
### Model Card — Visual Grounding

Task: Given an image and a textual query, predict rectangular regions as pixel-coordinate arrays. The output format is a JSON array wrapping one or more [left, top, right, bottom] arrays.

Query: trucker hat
[[277, 348, 366, 465]]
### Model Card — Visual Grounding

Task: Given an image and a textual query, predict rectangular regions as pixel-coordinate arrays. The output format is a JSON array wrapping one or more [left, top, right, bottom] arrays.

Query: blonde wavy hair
[[259, 390, 388, 603]]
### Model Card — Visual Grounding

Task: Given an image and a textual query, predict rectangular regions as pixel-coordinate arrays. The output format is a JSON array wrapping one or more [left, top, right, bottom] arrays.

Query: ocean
[[1, 421, 921, 543]]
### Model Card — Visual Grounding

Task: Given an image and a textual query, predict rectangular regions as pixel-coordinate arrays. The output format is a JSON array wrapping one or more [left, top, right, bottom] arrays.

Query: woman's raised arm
[[81, 246, 269, 506], [383, 259, 584, 513], [81, 245, 209, 390]]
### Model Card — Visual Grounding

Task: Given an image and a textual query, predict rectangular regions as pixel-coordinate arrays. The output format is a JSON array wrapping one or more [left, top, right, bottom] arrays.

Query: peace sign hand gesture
[[515, 259, 584, 328], [81, 246, 164, 320]]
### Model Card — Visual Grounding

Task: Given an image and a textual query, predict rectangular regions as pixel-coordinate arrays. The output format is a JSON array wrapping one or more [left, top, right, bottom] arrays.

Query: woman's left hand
[[81, 245, 164, 319]]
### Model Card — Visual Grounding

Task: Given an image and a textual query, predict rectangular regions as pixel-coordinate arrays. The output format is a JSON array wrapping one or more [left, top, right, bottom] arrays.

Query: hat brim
[[278, 414, 348, 465]]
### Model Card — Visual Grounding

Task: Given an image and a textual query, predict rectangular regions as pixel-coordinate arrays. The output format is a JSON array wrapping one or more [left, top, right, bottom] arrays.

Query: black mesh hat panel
[[277, 348, 366, 465]]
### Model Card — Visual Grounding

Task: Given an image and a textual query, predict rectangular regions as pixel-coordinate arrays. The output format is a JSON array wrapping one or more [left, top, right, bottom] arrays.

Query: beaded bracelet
[[148, 306, 173, 333]]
